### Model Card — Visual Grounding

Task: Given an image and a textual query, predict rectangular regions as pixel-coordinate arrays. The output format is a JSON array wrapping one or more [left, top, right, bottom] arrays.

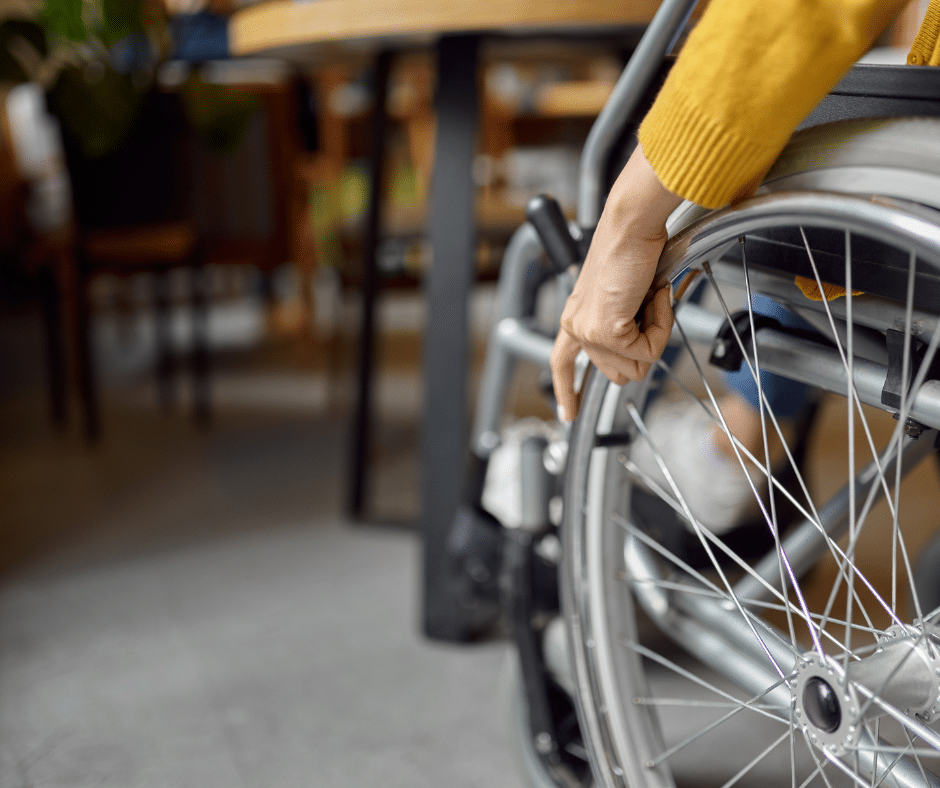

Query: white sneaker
[[629, 400, 761, 535]]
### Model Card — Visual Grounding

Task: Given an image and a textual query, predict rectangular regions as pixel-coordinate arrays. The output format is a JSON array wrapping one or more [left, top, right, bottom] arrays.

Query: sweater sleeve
[[909, 0, 940, 64], [638, 0, 909, 209]]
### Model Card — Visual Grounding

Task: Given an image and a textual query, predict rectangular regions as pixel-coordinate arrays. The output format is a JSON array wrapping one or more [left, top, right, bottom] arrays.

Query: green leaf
[[180, 73, 259, 154], [48, 63, 143, 158], [99, 0, 144, 46], [40, 0, 88, 42]]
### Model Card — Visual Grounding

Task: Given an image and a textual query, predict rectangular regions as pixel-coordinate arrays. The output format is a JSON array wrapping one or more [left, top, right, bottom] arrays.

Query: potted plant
[[0, 0, 256, 159]]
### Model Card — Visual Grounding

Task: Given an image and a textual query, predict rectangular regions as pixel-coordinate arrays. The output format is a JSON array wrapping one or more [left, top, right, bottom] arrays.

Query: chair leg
[[153, 269, 176, 412], [190, 262, 210, 425], [37, 264, 68, 430], [73, 261, 100, 441]]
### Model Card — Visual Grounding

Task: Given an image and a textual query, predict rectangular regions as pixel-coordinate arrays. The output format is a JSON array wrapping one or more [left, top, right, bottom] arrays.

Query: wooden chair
[[55, 88, 209, 439]]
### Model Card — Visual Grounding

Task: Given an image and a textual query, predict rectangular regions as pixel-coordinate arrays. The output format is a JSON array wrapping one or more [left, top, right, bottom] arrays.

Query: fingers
[[638, 286, 674, 362], [583, 343, 651, 385], [552, 286, 674, 422], [584, 286, 673, 383], [550, 329, 582, 422]]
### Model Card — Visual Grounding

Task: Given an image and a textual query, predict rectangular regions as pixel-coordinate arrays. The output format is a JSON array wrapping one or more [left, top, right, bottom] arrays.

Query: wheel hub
[[794, 625, 940, 756], [794, 653, 861, 756], [802, 676, 841, 733], [873, 624, 940, 724]]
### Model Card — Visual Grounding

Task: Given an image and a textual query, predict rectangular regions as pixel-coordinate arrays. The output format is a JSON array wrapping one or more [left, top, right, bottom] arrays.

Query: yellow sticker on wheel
[[794, 275, 864, 302]]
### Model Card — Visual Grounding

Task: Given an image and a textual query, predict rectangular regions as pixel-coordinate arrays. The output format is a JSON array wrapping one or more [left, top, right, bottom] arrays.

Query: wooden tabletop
[[230, 0, 659, 56]]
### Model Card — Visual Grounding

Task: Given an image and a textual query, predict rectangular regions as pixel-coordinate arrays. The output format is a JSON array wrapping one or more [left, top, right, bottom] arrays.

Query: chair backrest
[[54, 68, 303, 272], [55, 88, 188, 230], [185, 76, 300, 271]]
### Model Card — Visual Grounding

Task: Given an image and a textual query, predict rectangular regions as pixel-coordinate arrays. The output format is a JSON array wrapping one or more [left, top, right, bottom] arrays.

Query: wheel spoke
[[654, 355, 882, 635], [852, 668, 940, 753], [633, 697, 780, 710], [893, 249, 931, 629], [654, 359, 826, 537], [798, 228, 894, 661], [904, 728, 934, 788], [828, 726, 940, 788], [816, 435, 924, 637], [865, 727, 940, 788], [923, 602, 940, 626], [612, 510, 784, 610], [820, 427, 937, 642], [684, 263, 902, 652], [797, 758, 830, 788], [612, 511, 815, 665], [803, 728, 840, 788], [622, 574, 883, 650], [614, 461, 809, 649], [865, 721, 919, 788], [621, 637, 792, 723], [824, 747, 882, 788], [798, 229, 933, 661], [742, 241, 803, 654], [799, 228, 898, 526], [844, 230, 858, 677], [628, 397, 789, 677], [697, 262, 824, 655], [721, 729, 792, 788], [644, 700, 785, 770], [892, 249, 917, 615], [791, 702, 798, 788]]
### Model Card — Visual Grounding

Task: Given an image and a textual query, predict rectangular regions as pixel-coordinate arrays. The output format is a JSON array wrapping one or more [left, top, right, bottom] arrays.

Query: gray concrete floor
[[0, 516, 522, 788], [0, 301, 529, 788]]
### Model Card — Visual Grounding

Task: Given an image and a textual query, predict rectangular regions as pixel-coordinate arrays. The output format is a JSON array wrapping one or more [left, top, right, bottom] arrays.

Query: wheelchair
[[448, 1, 940, 785]]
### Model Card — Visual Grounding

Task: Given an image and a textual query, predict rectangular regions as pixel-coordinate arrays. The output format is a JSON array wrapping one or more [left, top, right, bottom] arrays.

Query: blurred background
[[0, 0, 630, 784], [0, 0, 932, 785]]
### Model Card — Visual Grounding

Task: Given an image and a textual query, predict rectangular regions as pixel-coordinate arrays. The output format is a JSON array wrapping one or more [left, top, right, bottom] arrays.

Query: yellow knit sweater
[[638, 0, 938, 209]]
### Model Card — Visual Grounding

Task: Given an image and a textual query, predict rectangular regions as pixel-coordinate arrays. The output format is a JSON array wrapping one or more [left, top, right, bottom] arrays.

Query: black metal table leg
[[347, 49, 393, 518], [421, 34, 482, 641]]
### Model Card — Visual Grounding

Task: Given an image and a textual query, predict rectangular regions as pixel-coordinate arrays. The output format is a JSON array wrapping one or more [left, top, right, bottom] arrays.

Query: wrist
[[603, 143, 682, 242]]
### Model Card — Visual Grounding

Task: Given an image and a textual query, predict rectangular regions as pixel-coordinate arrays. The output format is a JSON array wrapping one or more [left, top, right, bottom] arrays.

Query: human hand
[[550, 144, 682, 422]]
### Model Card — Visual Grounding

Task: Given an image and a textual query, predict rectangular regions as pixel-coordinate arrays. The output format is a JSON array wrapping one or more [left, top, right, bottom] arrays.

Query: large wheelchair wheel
[[562, 118, 940, 788]]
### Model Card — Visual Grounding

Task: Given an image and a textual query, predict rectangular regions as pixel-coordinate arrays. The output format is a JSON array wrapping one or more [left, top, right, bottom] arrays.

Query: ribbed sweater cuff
[[908, 0, 940, 65], [638, 80, 781, 210]]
